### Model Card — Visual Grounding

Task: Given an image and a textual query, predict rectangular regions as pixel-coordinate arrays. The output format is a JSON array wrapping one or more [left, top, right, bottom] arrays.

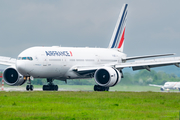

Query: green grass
[[0, 91, 180, 120]]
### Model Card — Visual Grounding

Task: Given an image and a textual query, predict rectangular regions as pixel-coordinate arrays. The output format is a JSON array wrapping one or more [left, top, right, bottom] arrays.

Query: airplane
[[1, 4, 180, 91], [149, 82, 180, 92]]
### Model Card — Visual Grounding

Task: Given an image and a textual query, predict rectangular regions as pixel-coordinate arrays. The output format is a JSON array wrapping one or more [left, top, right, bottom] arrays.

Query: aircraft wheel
[[43, 85, 48, 91], [105, 87, 109, 91], [94, 85, 109, 91], [94, 85, 101, 91], [55, 85, 58, 91], [94, 85, 97, 91], [26, 85, 30, 91], [30, 85, 34, 91], [50, 85, 54, 90], [43, 85, 58, 91]]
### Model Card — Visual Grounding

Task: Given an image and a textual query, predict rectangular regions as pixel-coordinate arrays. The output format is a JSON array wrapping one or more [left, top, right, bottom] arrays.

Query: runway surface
[[1, 86, 180, 92], [0, 87, 80, 92]]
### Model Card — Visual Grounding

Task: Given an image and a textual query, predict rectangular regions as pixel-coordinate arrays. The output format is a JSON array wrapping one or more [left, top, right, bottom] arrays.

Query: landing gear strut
[[94, 85, 109, 91], [42, 78, 58, 91], [26, 77, 33, 91]]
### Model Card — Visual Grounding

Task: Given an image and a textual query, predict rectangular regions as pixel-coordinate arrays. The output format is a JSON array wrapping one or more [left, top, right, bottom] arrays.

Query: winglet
[[108, 4, 128, 52]]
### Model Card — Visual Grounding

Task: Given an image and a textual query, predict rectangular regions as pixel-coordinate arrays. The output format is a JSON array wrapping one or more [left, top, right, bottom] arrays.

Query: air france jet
[[1, 4, 180, 91], [149, 82, 180, 92]]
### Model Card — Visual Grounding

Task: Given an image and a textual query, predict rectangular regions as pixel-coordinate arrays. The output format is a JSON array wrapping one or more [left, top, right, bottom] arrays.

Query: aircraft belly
[[29, 66, 67, 78]]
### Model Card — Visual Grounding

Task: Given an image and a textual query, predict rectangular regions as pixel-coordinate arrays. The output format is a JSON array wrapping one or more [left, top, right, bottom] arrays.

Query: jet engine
[[94, 67, 121, 87], [160, 87, 164, 91], [3, 66, 26, 86]]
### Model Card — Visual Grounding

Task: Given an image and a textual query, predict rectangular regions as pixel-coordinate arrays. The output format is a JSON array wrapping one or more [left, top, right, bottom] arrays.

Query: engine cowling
[[94, 67, 121, 87], [160, 87, 164, 91], [3, 66, 26, 86]]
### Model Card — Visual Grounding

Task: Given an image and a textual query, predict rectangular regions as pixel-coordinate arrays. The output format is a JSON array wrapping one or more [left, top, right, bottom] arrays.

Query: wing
[[72, 57, 180, 75], [149, 84, 163, 87], [0, 56, 16, 66], [116, 57, 180, 71], [124, 53, 175, 61], [72, 65, 102, 75]]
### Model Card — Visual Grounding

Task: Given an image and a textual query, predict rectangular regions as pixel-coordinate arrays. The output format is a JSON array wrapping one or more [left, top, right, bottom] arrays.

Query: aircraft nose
[[16, 60, 27, 75]]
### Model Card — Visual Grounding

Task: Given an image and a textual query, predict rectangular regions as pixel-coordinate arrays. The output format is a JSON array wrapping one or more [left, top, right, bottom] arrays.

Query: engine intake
[[3, 66, 26, 86], [94, 67, 121, 87]]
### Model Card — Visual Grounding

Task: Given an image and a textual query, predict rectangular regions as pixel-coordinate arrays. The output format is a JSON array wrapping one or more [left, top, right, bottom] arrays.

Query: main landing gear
[[26, 77, 34, 91], [94, 85, 109, 91], [42, 78, 58, 91]]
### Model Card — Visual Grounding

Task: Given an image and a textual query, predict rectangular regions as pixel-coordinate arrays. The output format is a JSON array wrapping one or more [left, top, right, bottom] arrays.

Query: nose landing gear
[[42, 78, 58, 91], [26, 84, 34, 91], [25, 76, 34, 91]]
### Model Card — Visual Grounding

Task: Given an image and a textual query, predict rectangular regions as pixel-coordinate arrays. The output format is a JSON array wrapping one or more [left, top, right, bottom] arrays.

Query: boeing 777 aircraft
[[1, 4, 180, 91], [149, 82, 180, 92]]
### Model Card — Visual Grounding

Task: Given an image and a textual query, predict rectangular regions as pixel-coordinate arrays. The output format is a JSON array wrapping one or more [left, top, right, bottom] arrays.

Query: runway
[[0, 86, 80, 92], [1, 86, 180, 92]]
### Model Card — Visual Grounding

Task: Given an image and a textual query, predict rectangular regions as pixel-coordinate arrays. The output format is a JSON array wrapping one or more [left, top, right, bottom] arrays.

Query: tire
[[94, 85, 109, 91], [42, 85, 45, 91], [30, 85, 34, 91], [43, 85, 48, 91], [26, 85, 30, 91], [94, 85, 97, 91], [105, 87, 109, 91], [55, 85, 58, 91], [50, 85, 54, 90]]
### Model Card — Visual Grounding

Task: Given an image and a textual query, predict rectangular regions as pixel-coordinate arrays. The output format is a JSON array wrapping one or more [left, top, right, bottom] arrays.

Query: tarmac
[[0, 86, 81, 92]]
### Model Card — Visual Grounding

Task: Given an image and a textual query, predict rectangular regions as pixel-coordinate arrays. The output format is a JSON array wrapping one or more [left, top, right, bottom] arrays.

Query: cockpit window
[[18, 57, 33, 61], [27, 57, 33, 60], [18, 57, 22, 60], [22, 57, 26, 60]]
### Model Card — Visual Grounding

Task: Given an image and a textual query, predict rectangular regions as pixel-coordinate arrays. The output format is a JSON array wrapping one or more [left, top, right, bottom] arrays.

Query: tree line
[[120, 70, 179, 85]]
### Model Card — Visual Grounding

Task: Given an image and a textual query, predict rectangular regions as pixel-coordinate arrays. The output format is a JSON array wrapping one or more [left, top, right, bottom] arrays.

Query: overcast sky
[[0, 0, 180, 58]]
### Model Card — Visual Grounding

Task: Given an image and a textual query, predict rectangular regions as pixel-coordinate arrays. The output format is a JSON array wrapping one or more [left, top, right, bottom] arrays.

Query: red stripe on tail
[[118, 28, 125, 48]]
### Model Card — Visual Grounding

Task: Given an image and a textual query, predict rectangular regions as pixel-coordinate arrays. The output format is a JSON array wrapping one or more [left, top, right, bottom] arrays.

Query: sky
[[0, 0, 180, 58]]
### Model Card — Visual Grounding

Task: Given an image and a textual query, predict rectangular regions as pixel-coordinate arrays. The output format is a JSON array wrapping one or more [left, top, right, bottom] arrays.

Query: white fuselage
[[16, 46, 126, 80], [163, 82, 180, 89]]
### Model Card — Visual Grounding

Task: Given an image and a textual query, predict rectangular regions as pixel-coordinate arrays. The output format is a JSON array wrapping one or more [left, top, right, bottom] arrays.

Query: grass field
[[0, 91, 180, 120]]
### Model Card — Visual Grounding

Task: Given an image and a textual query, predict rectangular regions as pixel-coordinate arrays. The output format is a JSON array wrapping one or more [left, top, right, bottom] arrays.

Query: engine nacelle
[[3, 66, 26, 86], [160, 87, 164, 91], [94, 67, 121, 87]]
